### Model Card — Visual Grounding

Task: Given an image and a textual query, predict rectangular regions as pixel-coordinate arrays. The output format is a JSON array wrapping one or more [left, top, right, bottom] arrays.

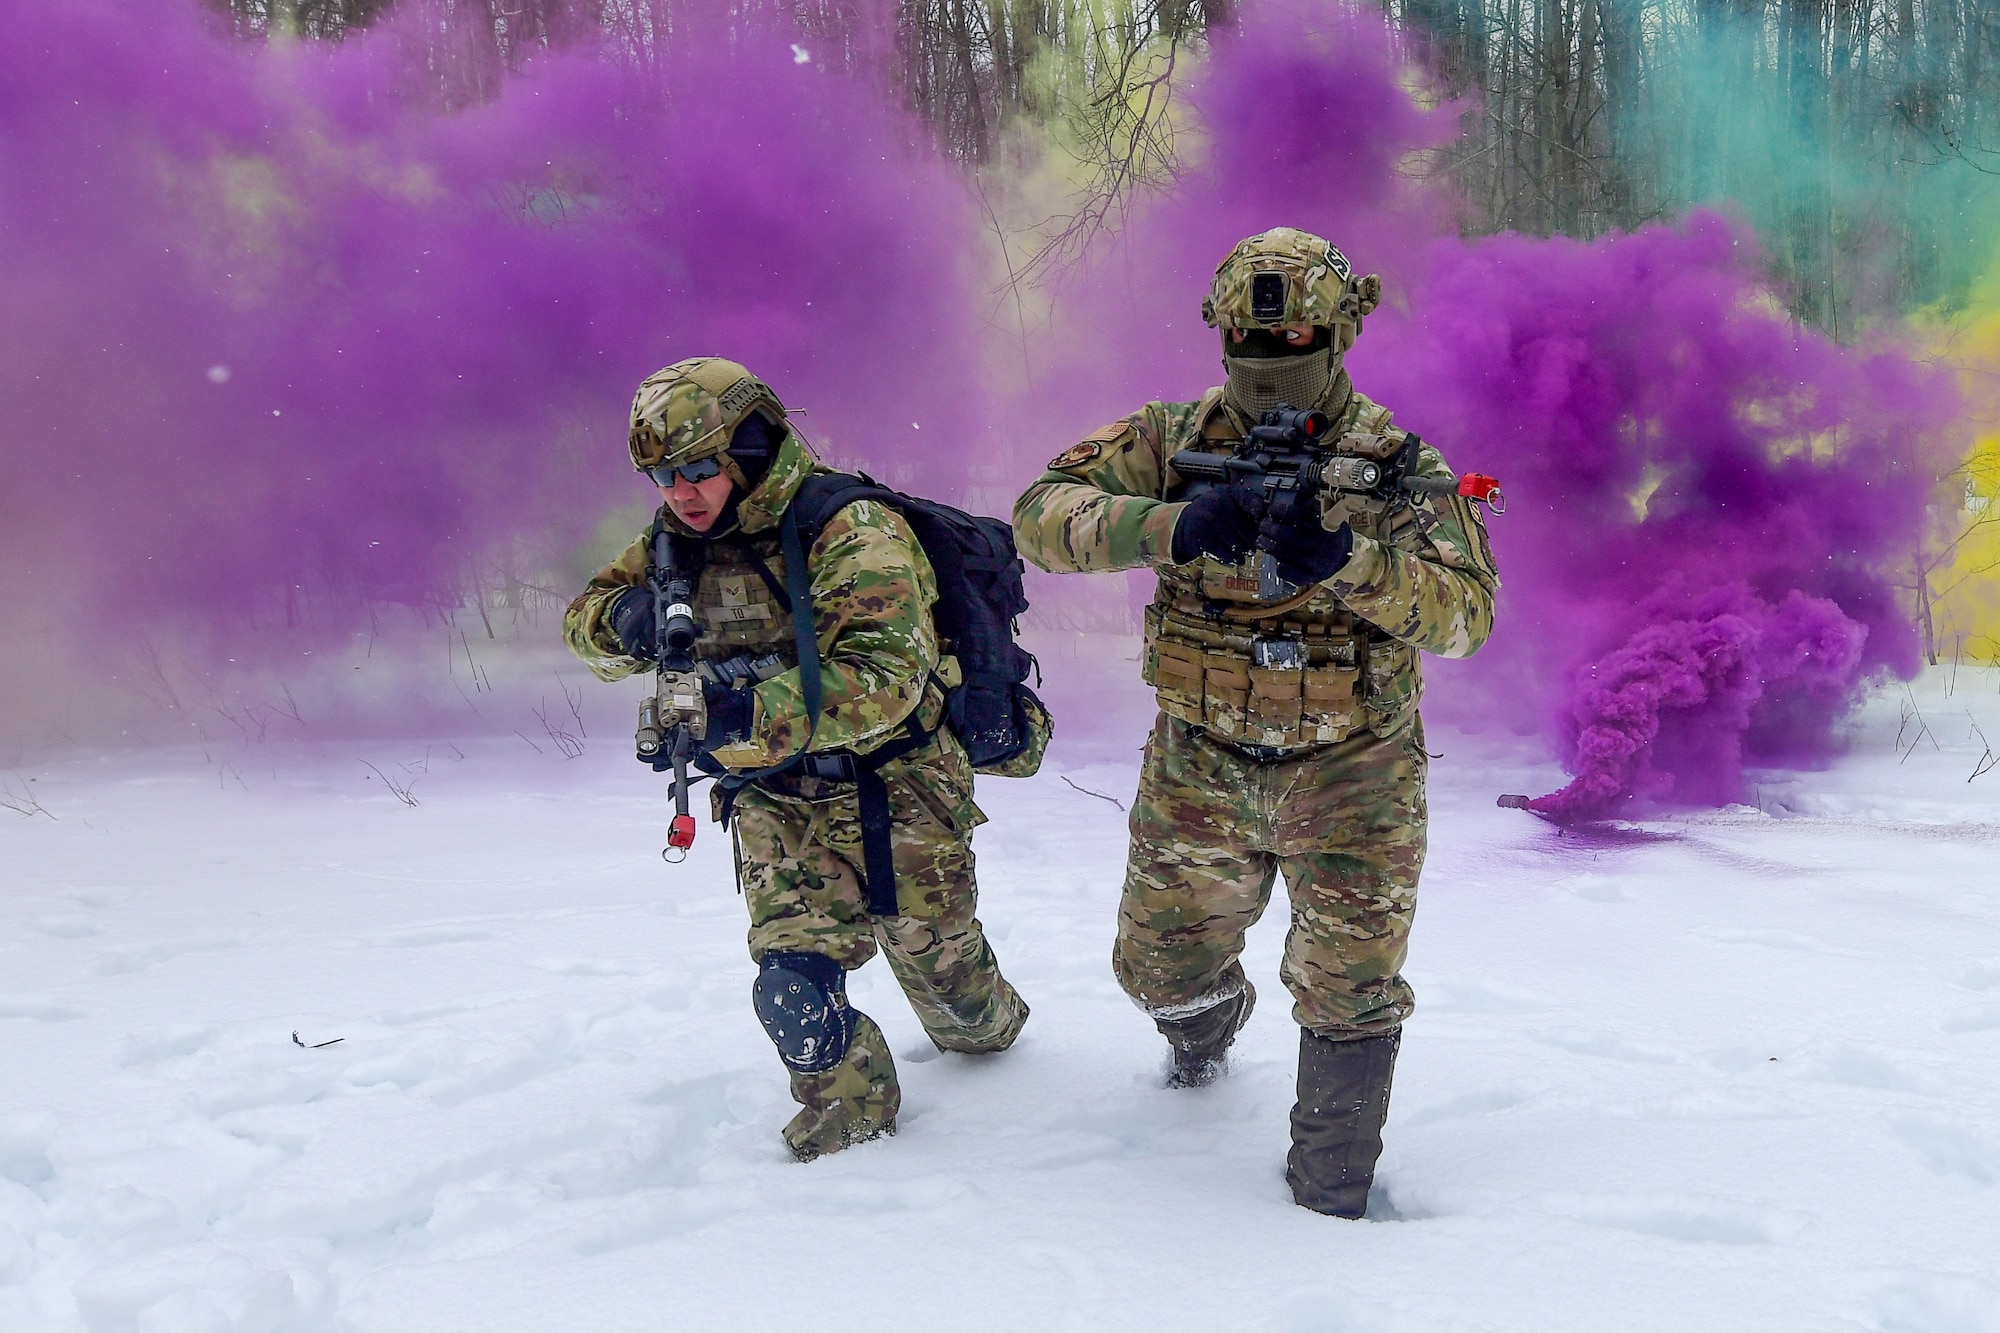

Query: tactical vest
[[1141, 389, 1423, 751], [672, 515, 953, 751], [686, 534, 794, 666]]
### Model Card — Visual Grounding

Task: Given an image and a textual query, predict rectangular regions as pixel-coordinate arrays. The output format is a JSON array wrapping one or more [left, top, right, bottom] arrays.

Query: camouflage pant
[[730, 736, 1028, 1058], [1114, 712, 1428, 1039]]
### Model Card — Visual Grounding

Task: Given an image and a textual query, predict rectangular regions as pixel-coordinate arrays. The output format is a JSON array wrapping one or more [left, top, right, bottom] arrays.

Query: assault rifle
[[634, 531, 705, 861], [632, 538, 789, 862], [1168, 405, 1505, 598]]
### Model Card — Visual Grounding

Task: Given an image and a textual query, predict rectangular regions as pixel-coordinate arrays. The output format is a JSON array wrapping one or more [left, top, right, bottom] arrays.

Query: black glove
[[609, 587, 659, 661], [1264, 501, 1355, 588], [1171, 481, 1267, 564], [700, 681, 755, 752]]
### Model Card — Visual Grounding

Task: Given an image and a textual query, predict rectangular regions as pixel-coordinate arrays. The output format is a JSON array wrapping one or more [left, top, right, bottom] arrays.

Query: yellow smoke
[[1929, 264, 2000, 664]]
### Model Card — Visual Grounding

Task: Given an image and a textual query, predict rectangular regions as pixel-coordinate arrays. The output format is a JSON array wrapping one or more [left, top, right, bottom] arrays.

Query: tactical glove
[[1266, 503, 1355, 588], [1171, 481, 1267, 565], [700, 681, 755, 752], [609, 587, 660, 662]]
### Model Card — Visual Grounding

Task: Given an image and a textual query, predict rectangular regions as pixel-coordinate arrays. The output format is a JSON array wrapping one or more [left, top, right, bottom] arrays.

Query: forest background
[[10, 0, 2000, 821], [207, 0, 2000, 663]]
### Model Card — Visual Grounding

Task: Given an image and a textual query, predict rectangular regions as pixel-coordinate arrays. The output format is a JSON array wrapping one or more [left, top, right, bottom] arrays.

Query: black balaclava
[[709, 413, 781, 535]]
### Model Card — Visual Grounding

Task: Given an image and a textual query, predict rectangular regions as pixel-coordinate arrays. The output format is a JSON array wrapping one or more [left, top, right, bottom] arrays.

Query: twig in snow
[[0, 776, 54, 819], [532, 700, 584, 759], [1061, 775, 1126, 811], [1899, 687, 1941, 762], [558, 672, 587, 739], [359, 760, 419, 806], [1970, 718, 1997, 783]]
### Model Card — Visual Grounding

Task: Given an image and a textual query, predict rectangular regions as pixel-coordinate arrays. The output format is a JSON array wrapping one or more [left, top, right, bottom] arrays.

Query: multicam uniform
[[1013, 385, 1497, 1039], [565, 431, 1028, 1156]]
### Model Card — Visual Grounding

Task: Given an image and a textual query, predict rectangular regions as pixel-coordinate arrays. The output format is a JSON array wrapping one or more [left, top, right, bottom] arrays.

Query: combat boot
[[783, 1013, 901, 1162], [1158, 981, 1256, 1088], [1285, 1027, 1400, 1218]]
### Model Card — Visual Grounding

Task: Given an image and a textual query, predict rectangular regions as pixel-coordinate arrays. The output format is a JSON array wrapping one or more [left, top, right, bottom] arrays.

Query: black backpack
[[677, 472, 1050, 917], [787, 472, 1048, 774]]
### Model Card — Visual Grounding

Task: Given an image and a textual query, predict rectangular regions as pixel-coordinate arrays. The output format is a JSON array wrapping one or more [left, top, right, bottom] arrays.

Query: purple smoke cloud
[[1, 0, 984, 659], [1523, 583, 1869, 821], [1353, 220, 1961, 818], [0, 0, 1972, 818]]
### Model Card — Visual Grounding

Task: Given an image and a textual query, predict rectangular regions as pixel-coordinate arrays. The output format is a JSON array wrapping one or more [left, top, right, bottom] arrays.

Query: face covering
[[1223, 346, 1338, 419]]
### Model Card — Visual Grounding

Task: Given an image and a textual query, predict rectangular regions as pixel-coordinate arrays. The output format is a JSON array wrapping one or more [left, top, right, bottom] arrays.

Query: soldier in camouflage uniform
[[565, 357, 1029, 1162], [1013, 229, 1498, 1217]]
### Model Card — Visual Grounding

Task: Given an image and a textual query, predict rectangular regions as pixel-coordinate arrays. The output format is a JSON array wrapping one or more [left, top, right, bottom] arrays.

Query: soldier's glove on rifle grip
[[699, 681, 755, 753], [609, 587, 661, 662], [1267, 507, 1354, 588], [1171, 481, 1267, 565]]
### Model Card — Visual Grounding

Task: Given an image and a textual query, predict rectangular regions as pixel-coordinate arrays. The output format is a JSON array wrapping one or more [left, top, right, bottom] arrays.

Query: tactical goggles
[[646, 455, 725, 488]]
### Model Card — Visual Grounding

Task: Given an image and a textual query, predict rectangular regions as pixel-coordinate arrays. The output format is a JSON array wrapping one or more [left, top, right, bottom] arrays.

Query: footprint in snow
[[1417, 976, 1551, 1014], [118, 1024, 219, 1066], [1532, 1027, 1679, 1064], [1398, 1085, 1531, 1126], [529, 957, 640, 977], [1798, 1045, 1928, 1093], [1553, 1193, 1805, 1245], [1958, 958, 2000, 992], [365, 925, 495, 948], [35, 914, 102, 938], [1940, 1003, 2000, 1034], [1700, 925, 1834, 952], [1871, 1273, 2000, 1332], [92, 932, 248, 976], [0, 994, 86, 1023], [1891, 1116, 1997, 1186]]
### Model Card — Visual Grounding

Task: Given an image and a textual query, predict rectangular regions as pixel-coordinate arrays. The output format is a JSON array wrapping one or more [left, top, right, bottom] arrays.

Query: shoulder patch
[[1048, 440, 1104, 470]]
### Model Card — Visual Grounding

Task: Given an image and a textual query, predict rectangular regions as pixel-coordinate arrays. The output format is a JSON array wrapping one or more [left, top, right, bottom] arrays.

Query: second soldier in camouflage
[[566, 357, 1029, 1162], [1013, 228, 1499, 1217]]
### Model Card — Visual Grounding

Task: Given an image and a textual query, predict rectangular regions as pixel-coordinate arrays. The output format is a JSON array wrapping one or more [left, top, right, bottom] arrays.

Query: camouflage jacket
[[1013, 387, 1498, 742], [564, 435, 948, 772]]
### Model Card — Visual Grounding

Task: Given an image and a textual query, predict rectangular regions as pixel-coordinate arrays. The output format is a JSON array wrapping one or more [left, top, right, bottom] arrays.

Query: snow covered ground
[[4, 644, 2000, 1332]]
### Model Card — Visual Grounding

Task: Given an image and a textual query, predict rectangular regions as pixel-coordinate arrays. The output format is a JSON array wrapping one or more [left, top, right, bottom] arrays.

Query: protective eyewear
[[646, 455, 725, 488]]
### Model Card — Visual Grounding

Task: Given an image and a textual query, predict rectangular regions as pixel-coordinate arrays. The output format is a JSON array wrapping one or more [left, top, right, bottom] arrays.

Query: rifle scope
[[1245, 407, 1333, 450], [659, 577, 698, 656]]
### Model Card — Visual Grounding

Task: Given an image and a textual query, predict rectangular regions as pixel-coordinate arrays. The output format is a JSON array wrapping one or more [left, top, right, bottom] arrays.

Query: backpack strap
[[708, 476, 933, 917], [709, 503, 823, 797], [788, 472, 882, 549]]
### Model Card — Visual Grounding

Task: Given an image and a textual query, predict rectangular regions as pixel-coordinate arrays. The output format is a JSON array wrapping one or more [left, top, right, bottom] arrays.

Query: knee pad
[[752, 951, 853, 1074]]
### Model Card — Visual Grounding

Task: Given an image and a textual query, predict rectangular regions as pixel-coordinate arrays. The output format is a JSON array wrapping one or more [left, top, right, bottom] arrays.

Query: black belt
[[709, 716, 932, 917]]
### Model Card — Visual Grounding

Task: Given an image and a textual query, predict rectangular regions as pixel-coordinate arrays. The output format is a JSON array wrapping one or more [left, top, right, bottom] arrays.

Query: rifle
[[1168, 405, 1505, 599], [634, 530, 705, 861]]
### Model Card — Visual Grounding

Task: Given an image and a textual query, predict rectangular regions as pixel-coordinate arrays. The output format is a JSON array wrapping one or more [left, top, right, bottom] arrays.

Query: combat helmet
[[628, 356, 788, 486], [1202, 227, 1382, 353]]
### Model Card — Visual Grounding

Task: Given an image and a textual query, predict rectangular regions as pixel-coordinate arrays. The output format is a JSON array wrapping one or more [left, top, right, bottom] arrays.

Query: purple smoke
[[1, 0, 984, 664], [1, 0, 1972, 816], [1524, 583, 1869, 820], [1352, 219, 1961, 818]]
